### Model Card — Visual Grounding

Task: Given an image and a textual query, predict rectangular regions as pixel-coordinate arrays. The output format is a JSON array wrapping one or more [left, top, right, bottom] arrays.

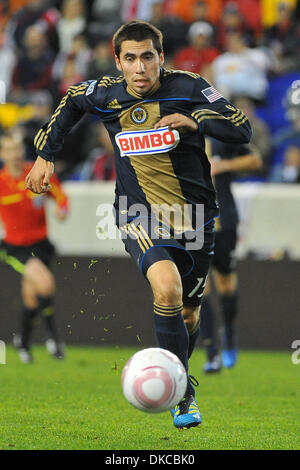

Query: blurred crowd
[[1, 0, 300, 183]]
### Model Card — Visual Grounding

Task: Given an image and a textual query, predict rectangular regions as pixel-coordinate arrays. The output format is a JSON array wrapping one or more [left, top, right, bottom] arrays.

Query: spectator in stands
[[172, 21, 219, 82], [92, 123, 116, 181], [294, 0, 300, 20], [0, 1, 8, 30], [122, 0, 166, 23], [16, 91, 53, 161], [192, 0, 211, 23], [56, 0, 86, 54], [0, 29, 16, 96], [216, 1, 256, 50], [73, 122, 116, 181], [271, 86, 300, 182], [228, 0, 262, 38], [212, 31, 273, 104], [52, 33, 92, 84], [8, 0, 59, 53], [149, 0, 188, 59], [87, 0, 122, 40], [57, 55, 84, 97], [281, 146, 300, 182], [86, 40, 118, 80], [233, 95, 272, 177], [11, 25, 55, 97], [261, 0, 297, 29], [263, 1, 300, 74], [171, 0, 223, 25]]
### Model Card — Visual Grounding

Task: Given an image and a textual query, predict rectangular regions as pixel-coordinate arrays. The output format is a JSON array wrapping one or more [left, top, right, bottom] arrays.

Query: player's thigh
[[213, 270, 237, 294], [120, 219, 189, 305], [24, 258, 55, 295]]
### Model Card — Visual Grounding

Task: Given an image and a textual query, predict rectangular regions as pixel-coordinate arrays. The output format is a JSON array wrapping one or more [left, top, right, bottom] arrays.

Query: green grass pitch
[[0, 345, 299, 450]]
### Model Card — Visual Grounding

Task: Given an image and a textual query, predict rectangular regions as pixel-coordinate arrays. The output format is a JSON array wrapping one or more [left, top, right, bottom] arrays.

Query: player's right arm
[[25, 81, 98, 194]]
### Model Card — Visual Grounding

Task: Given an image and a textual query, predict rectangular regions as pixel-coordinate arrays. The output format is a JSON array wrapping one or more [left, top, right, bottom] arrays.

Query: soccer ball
[[121, 348, 187, 413]]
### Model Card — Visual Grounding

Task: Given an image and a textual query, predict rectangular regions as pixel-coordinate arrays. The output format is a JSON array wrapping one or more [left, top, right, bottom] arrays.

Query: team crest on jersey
[[115, 127, 180, 157], [130, 106, 148, 124]]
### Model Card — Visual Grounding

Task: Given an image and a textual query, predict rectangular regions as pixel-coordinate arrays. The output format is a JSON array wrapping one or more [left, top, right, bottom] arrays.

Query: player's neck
[[126, 80, 161, 99]]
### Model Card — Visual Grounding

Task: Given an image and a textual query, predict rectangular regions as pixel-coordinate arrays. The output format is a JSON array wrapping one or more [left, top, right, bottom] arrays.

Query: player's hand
[[154, 113, 198, 132], [54, 205, 68, 221], [25, 156, 54, 194]]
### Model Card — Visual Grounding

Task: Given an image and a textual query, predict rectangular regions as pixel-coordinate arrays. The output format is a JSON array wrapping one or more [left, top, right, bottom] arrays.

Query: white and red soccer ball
[[121, 348, 187, 413]]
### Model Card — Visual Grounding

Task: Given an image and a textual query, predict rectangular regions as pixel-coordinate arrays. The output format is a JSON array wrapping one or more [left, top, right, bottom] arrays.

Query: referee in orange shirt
[[0, 130, 68, 363]]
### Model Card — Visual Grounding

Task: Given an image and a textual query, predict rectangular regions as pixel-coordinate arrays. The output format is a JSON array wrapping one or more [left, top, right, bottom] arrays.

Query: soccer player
[[0, 130, 68, 363], [25, 21, 252, 429], [200, 138, 262, 373]]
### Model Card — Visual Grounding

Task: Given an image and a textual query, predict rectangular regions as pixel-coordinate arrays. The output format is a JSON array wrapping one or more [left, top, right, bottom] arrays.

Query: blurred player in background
[[25, 20, 251, 429], [0, 130, 68, 363], [201, 138, 262, 373]]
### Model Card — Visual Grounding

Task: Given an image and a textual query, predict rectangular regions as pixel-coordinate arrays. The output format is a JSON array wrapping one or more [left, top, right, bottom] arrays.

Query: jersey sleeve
[[189, 78, 252, 144], [34, 80, 101, 162], [210, 139, 253, 159]]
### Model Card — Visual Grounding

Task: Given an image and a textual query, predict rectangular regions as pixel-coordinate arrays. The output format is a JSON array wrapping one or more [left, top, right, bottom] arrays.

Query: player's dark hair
[[113, 20, 163, 58]]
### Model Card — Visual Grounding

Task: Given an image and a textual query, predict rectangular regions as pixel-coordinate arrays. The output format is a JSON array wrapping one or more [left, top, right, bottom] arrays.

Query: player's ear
[[159, 52, 164, 67], [115, 55, 122, 72]]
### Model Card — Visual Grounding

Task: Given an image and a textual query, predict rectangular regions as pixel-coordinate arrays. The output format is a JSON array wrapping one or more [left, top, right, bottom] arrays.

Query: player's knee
[[38, 273, 56, 297], [215, 272, 237, 294], [25, 259, 56, 297], [153, 278, 183, 306], [148, 261, 183, 306]]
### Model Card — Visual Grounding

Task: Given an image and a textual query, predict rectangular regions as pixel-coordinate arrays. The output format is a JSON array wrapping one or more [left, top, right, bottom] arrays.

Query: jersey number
[[187, 276, 207, 299]]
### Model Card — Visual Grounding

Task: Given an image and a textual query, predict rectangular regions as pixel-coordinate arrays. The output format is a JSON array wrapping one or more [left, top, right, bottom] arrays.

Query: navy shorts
[[119, 217, 215, 307], [211, 228, 237, 275]]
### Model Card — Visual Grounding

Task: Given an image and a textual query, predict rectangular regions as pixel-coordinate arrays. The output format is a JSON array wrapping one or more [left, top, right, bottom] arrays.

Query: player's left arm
[[48, 173, 69, 220], [211, 145, 262, 176], [189, 78, 252, 144]]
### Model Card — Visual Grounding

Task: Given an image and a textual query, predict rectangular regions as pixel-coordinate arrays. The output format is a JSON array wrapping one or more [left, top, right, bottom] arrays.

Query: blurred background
[[0, 0, 299, 351]]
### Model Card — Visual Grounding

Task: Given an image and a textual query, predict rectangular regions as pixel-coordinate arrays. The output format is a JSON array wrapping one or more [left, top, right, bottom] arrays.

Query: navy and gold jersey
[[34, 69, 252, 231]]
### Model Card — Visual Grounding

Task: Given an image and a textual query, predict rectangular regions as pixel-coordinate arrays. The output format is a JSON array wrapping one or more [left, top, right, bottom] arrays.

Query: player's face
[[115, 39, 164, 97], [0, 137, 24, 168]]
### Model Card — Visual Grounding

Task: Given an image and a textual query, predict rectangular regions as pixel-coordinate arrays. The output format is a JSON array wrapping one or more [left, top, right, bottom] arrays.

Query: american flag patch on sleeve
[[201, 86, 223, 103]]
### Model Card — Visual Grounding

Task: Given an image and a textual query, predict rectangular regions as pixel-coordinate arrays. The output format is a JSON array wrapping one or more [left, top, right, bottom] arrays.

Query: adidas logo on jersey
[[107, 99, 122, 109]]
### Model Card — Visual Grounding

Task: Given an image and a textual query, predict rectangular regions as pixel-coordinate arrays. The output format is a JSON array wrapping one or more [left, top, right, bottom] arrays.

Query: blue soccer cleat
[[203, 355, 222, 374], [222, 348, 238, 368], [171, 395, 202, 429]]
